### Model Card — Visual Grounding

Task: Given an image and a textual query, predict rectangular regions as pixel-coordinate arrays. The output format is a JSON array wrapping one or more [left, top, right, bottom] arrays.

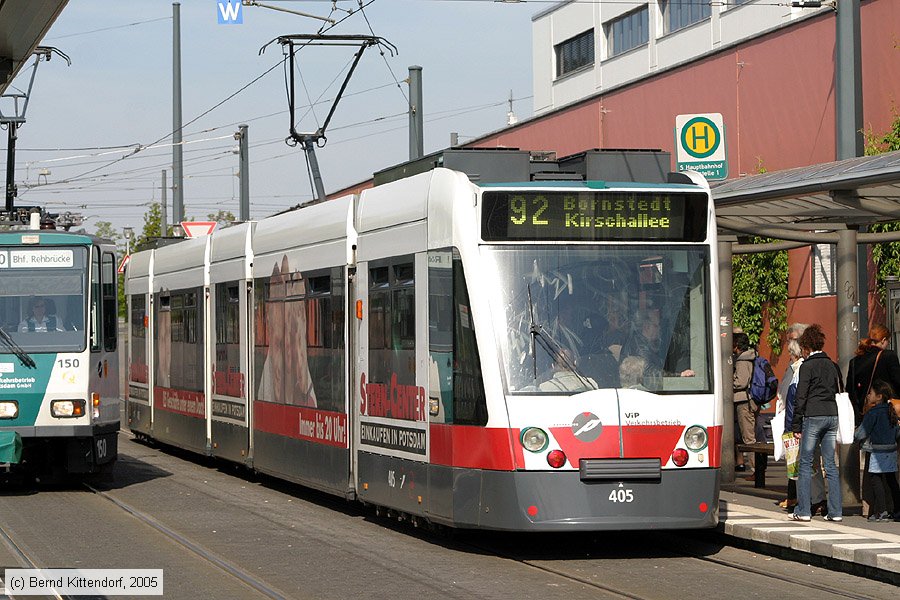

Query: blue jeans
[[796, 416, 842, 518]]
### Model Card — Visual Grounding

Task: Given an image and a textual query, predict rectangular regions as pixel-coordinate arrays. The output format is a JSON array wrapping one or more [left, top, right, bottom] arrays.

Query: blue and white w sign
[[217, 1, 243, 24]]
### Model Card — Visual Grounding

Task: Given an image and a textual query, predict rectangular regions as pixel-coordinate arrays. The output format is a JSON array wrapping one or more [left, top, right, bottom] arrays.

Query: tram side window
[[130, 295, 148, 383], [253, 275, 285, 404], [215, 282, 241, 397], [90, 249, 101, 351], [252, 263, 342, 409], [427, 249, 487, 426], [215, 283, 240, 346], [253, 280, 274, 402], [102, 252, 117, 351], [156, 294, 172, 387], [368, 259, 415, 390], [304, 270, 344, 413], [157, 290, 203, 392], [283, 271, 317, 407]]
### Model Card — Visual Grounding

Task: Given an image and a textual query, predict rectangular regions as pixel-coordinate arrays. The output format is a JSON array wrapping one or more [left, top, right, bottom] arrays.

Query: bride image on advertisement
[[256, 255, 317, 407]]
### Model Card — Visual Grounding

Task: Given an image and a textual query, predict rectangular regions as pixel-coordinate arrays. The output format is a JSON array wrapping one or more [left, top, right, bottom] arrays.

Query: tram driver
[[18, 296, 63, 333]]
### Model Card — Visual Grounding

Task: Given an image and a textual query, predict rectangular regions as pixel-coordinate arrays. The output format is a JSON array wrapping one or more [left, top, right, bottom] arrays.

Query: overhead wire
[[18, 91, 527, 196], [45, 16, 172, 41], [31, 55, 293, 189], [16, 0, 536, 218]]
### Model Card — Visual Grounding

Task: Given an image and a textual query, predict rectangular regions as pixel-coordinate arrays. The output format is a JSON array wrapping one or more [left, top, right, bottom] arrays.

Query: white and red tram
[[126, 150, 722, 530]]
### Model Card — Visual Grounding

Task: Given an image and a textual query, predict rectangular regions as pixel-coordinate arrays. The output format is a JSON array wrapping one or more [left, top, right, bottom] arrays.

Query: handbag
[[836, 391, 855, 444], [771, 406, 786, 461], [783, 432, 800, 479], [834, 365, 855, 444]]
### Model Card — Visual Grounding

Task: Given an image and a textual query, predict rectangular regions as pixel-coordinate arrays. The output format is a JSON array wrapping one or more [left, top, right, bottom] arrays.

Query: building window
[[664, 0, 711, 34], [555, 29, 594, 78], [607, 7, 649, 57], [812, 244, 835, 296]]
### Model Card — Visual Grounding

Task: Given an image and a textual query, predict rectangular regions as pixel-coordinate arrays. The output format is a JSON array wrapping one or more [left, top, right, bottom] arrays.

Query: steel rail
[[0, 521, 68, 600], [83, 483, 288, 600]]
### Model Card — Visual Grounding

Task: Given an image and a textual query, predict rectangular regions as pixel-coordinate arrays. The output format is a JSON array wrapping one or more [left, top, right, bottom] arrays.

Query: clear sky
[[3, 0, 538, 236]]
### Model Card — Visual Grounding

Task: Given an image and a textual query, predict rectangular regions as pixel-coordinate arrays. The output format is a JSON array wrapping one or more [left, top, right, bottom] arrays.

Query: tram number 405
[[608, 488, 634, 503]]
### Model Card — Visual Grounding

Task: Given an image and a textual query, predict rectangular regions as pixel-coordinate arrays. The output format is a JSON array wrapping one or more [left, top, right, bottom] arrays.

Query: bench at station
[[736, 442, 775, 488]]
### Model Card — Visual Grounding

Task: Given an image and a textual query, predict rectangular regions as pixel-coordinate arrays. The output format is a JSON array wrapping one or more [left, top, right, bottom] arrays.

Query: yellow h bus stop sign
[[675, 113, 727, 180]]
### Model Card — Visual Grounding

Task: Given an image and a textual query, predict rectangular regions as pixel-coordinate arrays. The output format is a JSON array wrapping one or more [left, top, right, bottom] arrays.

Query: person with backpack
[[733, 333, 760, 477], [789, 324, 843, 522]]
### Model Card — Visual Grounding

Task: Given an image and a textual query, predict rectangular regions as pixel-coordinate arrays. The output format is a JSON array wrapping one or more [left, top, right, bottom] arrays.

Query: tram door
[[209, 280, 251, 463], [353, 254, 430, 515]]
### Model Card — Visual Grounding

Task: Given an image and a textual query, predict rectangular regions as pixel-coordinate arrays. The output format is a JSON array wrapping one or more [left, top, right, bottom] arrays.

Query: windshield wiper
[[526, 283, 596, 391], [0, 327, 37, 369]]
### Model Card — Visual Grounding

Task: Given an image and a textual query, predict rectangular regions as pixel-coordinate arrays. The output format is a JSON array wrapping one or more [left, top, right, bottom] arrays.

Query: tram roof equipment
[[373, 148, 676, 187]]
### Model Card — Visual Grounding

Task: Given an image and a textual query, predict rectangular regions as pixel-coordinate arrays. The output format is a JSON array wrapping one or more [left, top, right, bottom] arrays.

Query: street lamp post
[[123, 226, 134, 256]]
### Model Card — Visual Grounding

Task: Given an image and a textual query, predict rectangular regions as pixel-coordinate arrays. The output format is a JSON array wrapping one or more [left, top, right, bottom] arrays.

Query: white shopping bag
[[771, 408, 786, 461], [835, 391, 854, 444]]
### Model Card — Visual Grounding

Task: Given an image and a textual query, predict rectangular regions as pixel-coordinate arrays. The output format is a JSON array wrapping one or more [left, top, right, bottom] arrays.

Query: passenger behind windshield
[[620, 308, 695, 385], [491, 247, 709, 394], [539, 348, 596, 393]]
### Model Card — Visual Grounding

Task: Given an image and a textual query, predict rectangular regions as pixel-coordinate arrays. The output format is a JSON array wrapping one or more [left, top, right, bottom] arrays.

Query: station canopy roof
[[712, 150, 900, 235], [0, 1, 68, 95]]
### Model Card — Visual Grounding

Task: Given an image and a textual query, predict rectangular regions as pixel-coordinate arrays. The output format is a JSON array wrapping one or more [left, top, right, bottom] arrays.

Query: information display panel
[[481, 190, 709, 242]]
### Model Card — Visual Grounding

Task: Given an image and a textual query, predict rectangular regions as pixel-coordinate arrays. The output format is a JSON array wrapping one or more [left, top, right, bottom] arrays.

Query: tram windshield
[[0, 246, 88, 353], [485, 245, 711, 395]]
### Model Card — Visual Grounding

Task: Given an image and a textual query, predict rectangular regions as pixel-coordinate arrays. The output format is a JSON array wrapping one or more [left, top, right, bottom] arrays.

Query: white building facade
[[532, 0, 831, 115]]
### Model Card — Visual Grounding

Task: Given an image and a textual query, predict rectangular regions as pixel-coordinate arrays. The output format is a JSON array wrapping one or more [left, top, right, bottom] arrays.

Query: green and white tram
[[0, 230, 119, 476]]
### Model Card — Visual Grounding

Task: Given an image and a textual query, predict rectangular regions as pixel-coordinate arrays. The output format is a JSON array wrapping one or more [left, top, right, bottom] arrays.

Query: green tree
[[93, 220, 122, 247], [133, 202, 164, 253], [864, 109, 900, 303], [732, 238, 790, 355], [207, 209, 236, 228]]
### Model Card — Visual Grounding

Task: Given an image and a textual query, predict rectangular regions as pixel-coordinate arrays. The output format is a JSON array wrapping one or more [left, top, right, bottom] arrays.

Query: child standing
[[853, 379, 900, 522]]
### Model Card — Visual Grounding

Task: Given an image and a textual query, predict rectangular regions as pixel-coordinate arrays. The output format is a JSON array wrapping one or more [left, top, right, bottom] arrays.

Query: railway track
[[450, 527, 887, 600], [83, 482, 287, 600], [0, 520, 69, 600], [0, 477, 281, 600], [3, 434, 896, 600]]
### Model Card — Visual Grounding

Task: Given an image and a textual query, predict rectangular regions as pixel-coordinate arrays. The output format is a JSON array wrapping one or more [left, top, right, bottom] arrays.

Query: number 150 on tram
[[126, 152, 722, 531]]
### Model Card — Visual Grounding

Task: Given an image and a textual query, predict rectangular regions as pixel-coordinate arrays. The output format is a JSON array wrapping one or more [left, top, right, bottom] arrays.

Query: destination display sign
[[0, 249, 75, 269], [481, 191, 708, 242]]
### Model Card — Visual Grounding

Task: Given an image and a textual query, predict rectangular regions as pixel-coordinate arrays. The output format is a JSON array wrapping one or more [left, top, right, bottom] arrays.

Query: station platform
[[719, 461, 900, 581]]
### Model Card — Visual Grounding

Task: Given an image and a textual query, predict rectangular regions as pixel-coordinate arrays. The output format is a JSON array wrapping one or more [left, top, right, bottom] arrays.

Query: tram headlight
[[520, 427, 549, 453], [0, 401, 18, 419], [51, 399, 86, 418], [683, 425, 708, 451]]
